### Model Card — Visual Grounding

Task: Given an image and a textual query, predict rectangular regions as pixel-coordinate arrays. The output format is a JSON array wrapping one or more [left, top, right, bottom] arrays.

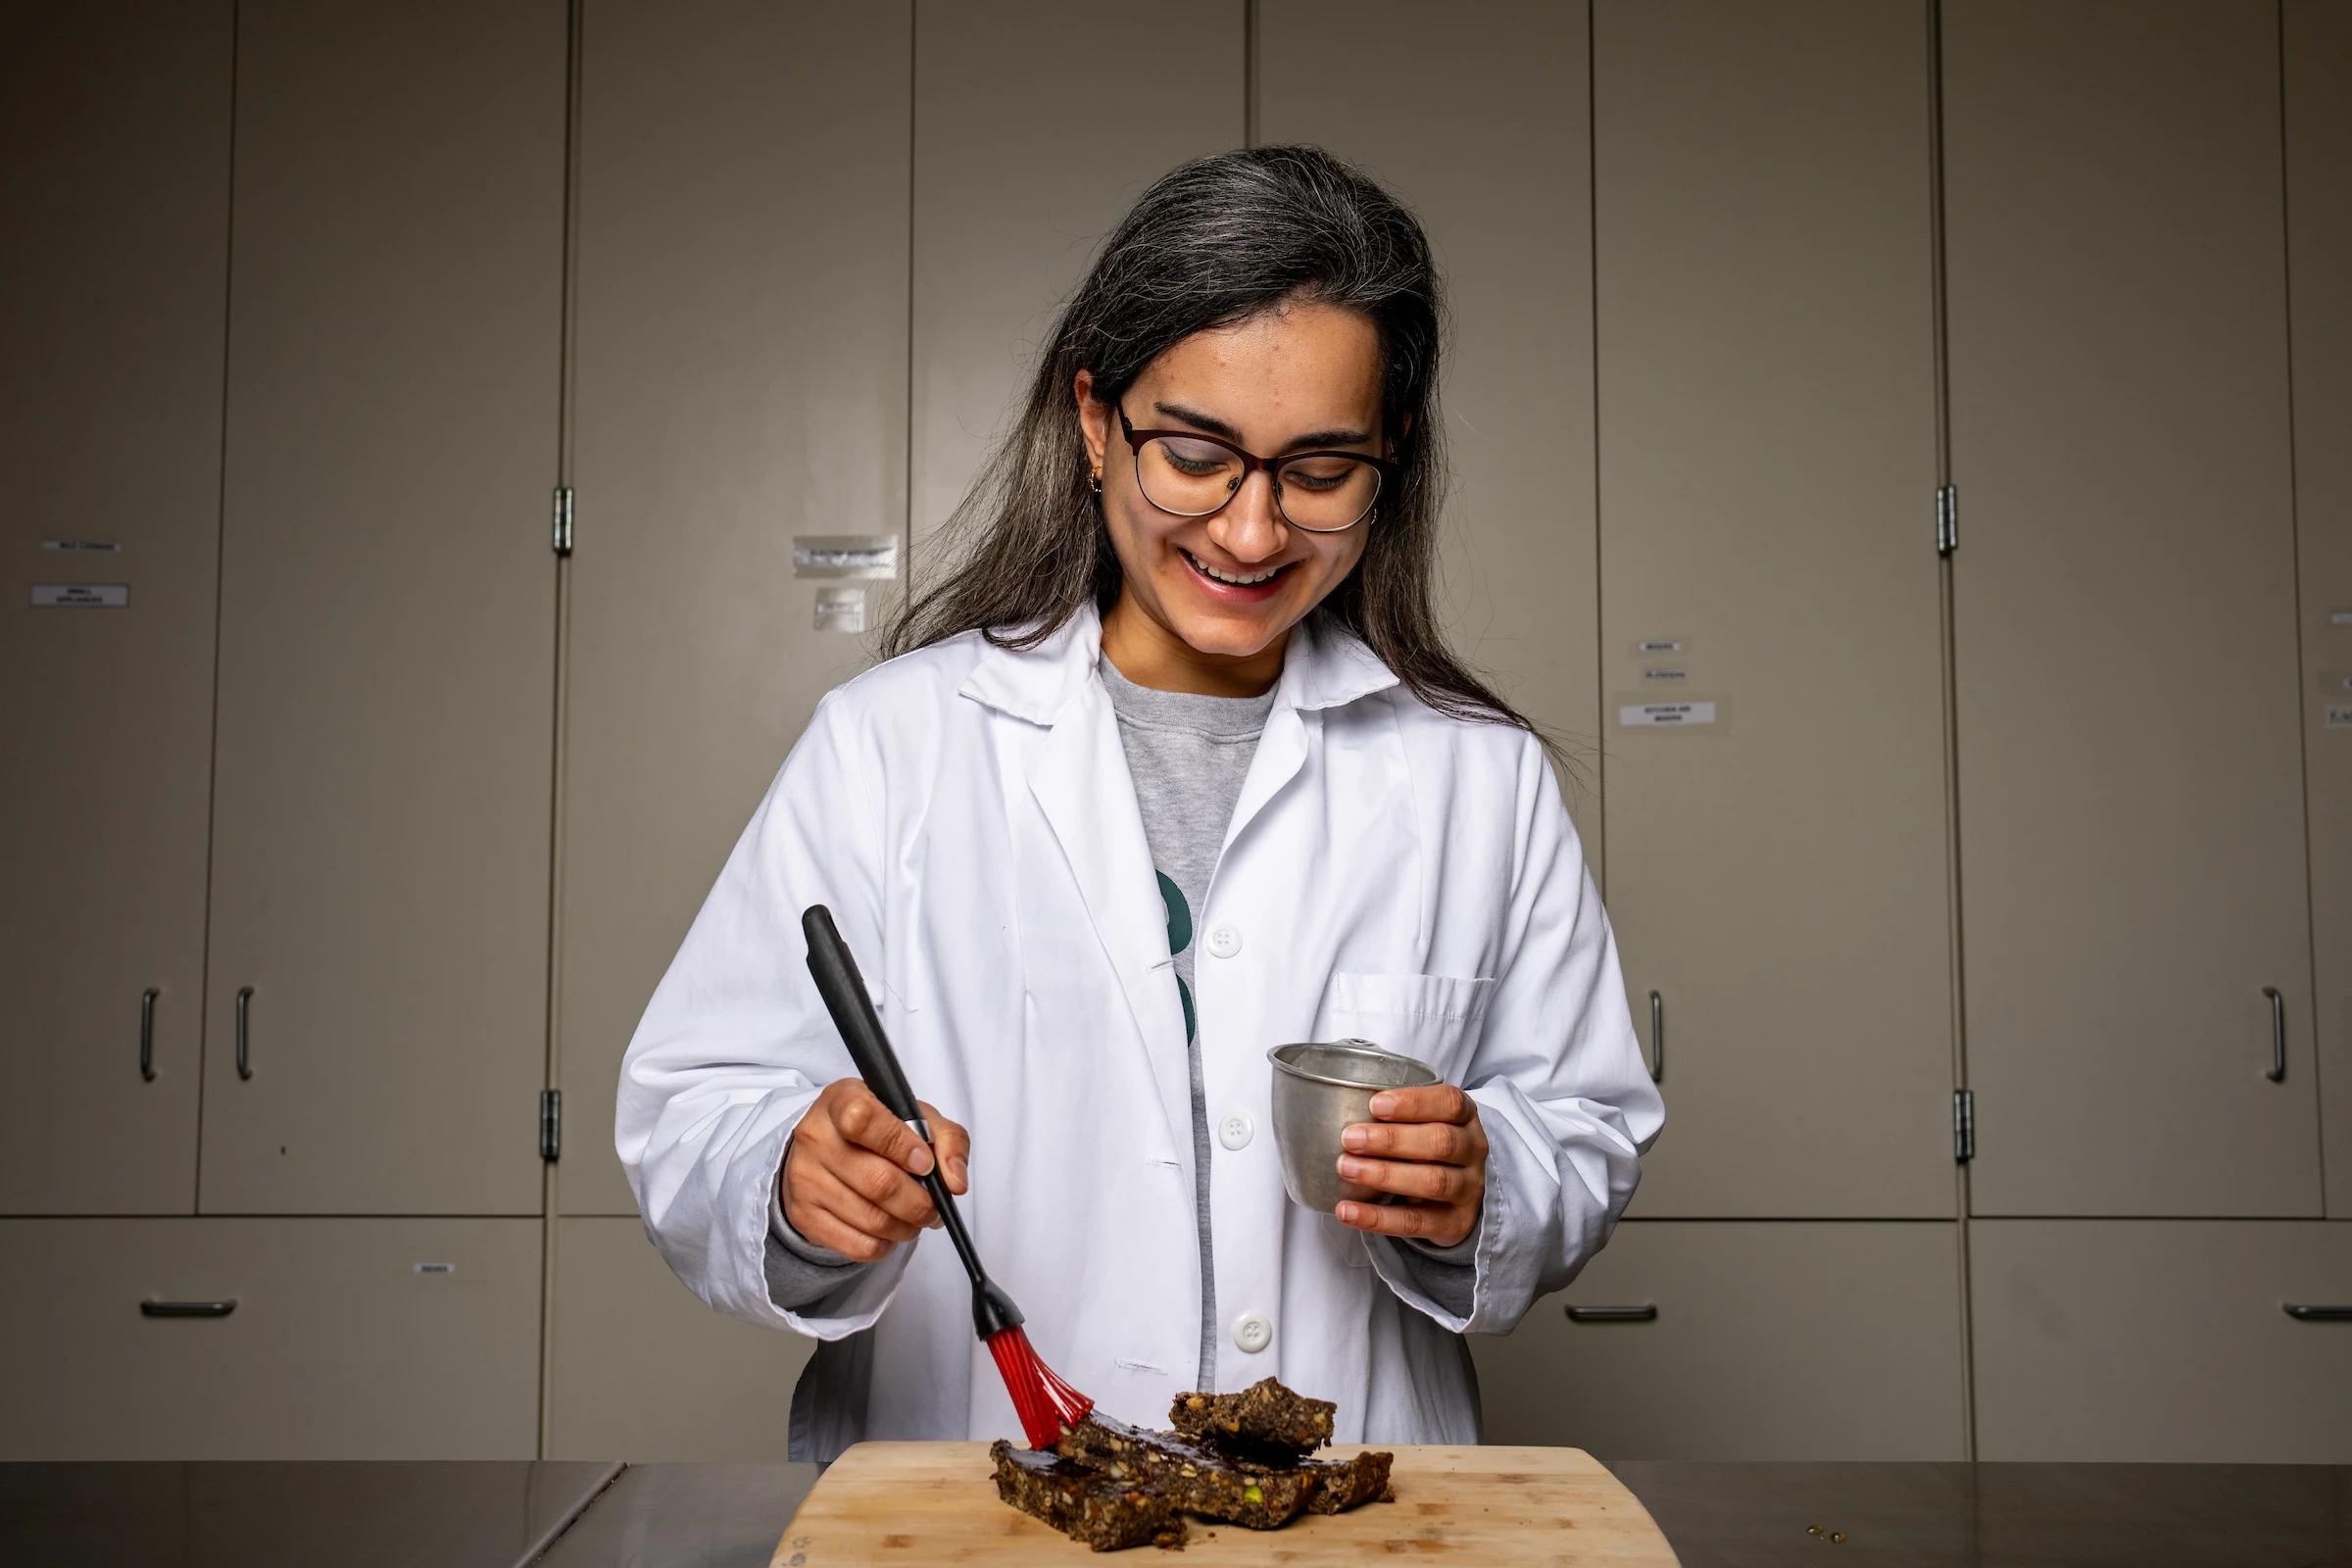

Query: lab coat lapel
[[1222, 612, 1400, 857], [1224, 703, 1309, 859], [961, 613, 1198, 1180]]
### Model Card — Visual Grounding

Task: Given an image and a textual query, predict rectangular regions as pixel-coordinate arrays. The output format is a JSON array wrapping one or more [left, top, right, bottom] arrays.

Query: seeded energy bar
[[991, 1378, 1393, 1550]]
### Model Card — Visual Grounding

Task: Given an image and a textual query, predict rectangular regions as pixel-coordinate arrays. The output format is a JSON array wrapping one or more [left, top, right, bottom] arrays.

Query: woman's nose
[[1206, 470, 1288, 563]]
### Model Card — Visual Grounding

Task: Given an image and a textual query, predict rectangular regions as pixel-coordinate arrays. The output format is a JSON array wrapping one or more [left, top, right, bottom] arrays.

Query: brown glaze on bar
[[993, 1378, 1393, 1544], [1054, 1409, 1394, 1531], [990, 1440, 1189, 1551], [1168, 1377, 1336, 1455], [1055, 1413, 1318, 1531]]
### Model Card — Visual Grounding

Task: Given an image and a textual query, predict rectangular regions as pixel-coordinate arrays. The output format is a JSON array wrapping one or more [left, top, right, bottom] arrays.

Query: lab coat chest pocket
[[1319, 971, 1498, 1081]]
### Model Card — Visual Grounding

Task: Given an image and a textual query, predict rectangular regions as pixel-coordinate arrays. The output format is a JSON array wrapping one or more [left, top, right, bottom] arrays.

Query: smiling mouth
[[1181, 548, 1293, 588]]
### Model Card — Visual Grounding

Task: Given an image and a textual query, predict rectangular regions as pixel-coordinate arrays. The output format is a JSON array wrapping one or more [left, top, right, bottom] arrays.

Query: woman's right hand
[[780, 1078, 971, 1262]]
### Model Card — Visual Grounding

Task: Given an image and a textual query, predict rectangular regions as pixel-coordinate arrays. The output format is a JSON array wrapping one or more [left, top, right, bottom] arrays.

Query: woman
[[617, 146, 1661, 1462]]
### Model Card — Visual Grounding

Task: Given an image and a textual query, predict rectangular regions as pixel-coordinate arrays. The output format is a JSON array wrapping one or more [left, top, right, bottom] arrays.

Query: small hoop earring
[[1088, 467, 1102, 494]]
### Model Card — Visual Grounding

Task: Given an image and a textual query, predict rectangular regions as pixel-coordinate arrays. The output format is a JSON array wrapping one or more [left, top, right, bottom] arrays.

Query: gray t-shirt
[[1101, 659, 1277, 1390]]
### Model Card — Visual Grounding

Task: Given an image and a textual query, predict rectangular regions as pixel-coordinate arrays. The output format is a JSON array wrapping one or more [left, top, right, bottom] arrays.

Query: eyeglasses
[[1118, 406, 1393, 533]]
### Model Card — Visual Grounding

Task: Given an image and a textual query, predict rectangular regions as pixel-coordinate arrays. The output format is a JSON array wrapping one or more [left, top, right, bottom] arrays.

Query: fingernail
[[1368, 1093, 1396, 1118], [1336, 1155, 1364, 1180], [907, 1147, 934, 1176], [948, 1156, 968, 1186], [1336, 1202, 1357, 1225], [1342, 1125, 1368, 1152]]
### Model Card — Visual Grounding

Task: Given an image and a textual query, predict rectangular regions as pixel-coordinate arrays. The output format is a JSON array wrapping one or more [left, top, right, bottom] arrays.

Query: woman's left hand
[[1333, 1084, 1488, 1249]]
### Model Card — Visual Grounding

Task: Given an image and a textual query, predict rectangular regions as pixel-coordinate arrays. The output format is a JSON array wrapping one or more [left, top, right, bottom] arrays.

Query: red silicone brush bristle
[[986, 1326, 1095, 1449]]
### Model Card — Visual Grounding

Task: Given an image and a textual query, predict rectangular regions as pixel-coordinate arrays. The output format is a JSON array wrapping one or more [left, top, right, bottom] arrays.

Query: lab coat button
[[1219, 1113, 1253, 1152], [1232, 1310, 1273, 1353], [1205, 924, 1242, 958]]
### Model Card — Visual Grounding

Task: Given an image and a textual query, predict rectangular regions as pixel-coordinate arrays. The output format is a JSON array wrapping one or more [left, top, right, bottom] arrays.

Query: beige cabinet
[[558, 0, 912, 1218], [2285, 1, 2352, 1220], [546, 1217, 815, 1459], [199, 0, 566, 1215], [1972, 1220, 2352, 1461], [1258, 0, 1603, 858], [1944, 2, 2318, 1217], [0, 1218, 543, 1459], [0, 3, 231, 1213], [909, 0, 1245, 539], [1470, 1221, 1968, 1459], [1591, 0, 1953, 1217]]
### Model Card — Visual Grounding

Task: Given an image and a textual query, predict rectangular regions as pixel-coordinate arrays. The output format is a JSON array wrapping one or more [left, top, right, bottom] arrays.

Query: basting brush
[[801, 904, 1094, 1449]]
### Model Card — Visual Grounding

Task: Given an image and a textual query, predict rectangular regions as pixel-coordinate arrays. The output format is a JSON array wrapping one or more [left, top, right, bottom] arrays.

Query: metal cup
[[1265, 1040, 1441, 1213]]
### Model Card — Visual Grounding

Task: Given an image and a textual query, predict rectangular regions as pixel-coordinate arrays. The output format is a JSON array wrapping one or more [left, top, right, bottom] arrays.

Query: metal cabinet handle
[[1567, 1303, 1657, 1323], [139, 988, 160, 1082], [2283, 1304, 2352, 1322], [1646, 990, 1664, 1084], [2262, 987, 2285, 1082], [234, 986, 255, 1079], [141, 1299, 236, 1319]]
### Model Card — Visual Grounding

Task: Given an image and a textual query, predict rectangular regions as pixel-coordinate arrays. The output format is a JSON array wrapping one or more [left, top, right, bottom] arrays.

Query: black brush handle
[[801, 905, 1022, 1339], [803, 905, 922, 1125]]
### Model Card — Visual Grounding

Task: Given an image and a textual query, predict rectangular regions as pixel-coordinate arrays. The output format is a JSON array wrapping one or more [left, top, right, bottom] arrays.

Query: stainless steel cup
[[1266, 1039, 1441, 1213]]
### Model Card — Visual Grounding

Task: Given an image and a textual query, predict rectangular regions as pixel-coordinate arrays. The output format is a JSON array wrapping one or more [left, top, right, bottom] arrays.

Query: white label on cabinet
[[30, 584, 127, 608], [2327, 704, 2352, 730], [1621, 701, 1718, 727], [42, 539, 120, 552], [2332, 609, 2352, 626], [793, 535, 898, 579], [1640, 666, 1690, 682], [413, 1261, 456, 1275], [1635, 637, 1686, 655], [814, 585, 866, 633]]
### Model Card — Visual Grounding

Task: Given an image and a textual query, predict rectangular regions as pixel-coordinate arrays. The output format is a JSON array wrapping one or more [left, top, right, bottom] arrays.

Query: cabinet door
[[547, 1217, 815, 1459], [910, 0, 1244, 538], [200, 0, 565, 1214], [0, 3, 230, 1212], [2285, 1, 2352, 1220], [559, 1, 911, 1218], [1258, 0, 1602, 858], [1971, 1220, 2352, 1461], [1944, 2, 2317, 1215], [1592, 0, 1952, 1216], [0, 1218, 543, 1459], [1469, 1221, 1968, 1459]]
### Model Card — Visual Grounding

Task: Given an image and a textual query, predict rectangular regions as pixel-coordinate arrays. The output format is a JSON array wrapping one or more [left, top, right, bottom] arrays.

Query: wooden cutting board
[[770, 1441, 1679, 1565]]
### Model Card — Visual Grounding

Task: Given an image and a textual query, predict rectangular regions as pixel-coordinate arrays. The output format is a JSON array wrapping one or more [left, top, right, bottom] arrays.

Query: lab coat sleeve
[[615, 689, 915, 1339], [1365, 731, 1663, 1336]]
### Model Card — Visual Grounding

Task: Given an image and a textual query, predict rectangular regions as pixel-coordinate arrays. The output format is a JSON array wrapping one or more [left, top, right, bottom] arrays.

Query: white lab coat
[[617, 606, 1662, 1458]]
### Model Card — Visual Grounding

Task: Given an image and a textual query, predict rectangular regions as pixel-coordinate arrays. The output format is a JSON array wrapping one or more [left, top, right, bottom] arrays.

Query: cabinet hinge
[[1952, 1088, 1975, 1163], [553, 486, 574, 557], [539, 1089, 562, 1161], [1936, 484, 1958, 557]]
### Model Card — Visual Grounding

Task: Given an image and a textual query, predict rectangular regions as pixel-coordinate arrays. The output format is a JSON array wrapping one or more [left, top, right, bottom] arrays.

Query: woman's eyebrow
[[1151, 400, 1375, 452]]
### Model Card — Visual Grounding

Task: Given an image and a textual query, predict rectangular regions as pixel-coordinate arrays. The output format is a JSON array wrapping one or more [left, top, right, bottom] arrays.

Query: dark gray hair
[[884, 144, 1547, 750]]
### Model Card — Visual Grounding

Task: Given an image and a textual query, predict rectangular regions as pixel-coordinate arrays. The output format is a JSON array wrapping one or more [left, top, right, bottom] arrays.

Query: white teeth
[[1187, 551, 1283, 586]]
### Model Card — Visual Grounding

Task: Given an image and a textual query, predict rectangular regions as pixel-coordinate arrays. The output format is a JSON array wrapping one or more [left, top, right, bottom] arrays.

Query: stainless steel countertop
[[0, 1459, 622, 1568], [1606, 1460, 2352, 1567], [5, 1456, 2348, 1565], [534, 1463, 821, 1568]]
